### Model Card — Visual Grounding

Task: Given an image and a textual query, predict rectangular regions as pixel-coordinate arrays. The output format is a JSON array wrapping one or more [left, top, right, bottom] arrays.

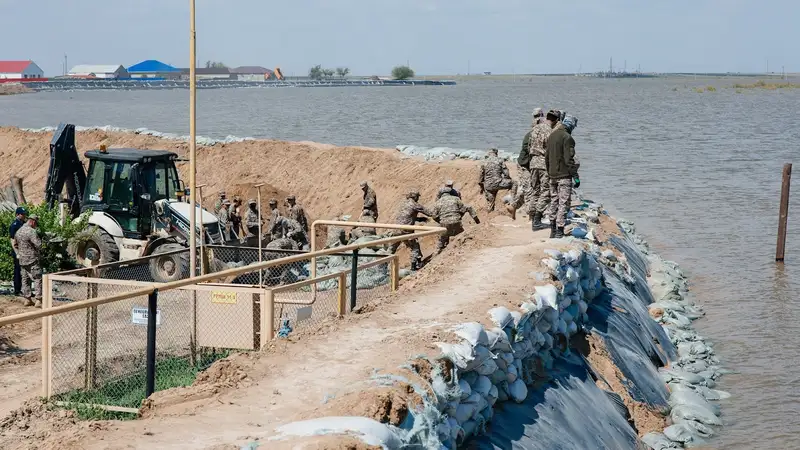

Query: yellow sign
[[211, 291, 237, 304]]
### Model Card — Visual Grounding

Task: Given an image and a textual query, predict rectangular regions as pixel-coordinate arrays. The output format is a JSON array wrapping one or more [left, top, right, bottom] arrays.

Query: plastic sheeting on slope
[[470, 353, 645, 450]]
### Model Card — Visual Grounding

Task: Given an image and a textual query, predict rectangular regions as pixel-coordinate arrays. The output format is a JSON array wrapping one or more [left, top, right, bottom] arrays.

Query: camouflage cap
[[222, 199, 232, 205], [248, 198, 256, 204], [532, 107, 543, 117], [268, 198, 278, 205], [407, 190, 420, 198], [219, 191, 226, 196], [488, 147, 499, 154], [359, 181, 368, 188], [287, 195, 296, 202], [444, 180, 454, 187], [28, 214, 39, 221]]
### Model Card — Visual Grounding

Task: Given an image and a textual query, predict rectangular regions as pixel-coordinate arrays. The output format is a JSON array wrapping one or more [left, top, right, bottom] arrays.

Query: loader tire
[[69, 229, 119, 267], [149, 243, 190, 282]]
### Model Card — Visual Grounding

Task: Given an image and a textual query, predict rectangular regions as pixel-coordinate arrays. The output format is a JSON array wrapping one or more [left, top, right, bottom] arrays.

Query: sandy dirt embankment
[[0, 84, 31, 96]]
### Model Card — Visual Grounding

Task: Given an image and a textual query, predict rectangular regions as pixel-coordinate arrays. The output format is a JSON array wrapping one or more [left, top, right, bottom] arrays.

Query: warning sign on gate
[[131, 307, 161, 326], [211, 291, 237, 304]]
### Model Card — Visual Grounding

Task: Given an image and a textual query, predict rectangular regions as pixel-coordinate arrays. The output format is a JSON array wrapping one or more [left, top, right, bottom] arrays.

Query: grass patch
[[54, 349, 232, 417], [731, 79, 800, 90]]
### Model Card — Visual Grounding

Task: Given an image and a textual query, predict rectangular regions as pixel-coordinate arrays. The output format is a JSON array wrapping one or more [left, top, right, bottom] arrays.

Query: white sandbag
[[565, 249, 583, 266], [510, 311, 523, 327], [682, 419, 715, 438], [567, 321, 578, 335], [458, 379, 472, 400], [486, 327, 513, 352], [507, 364, 518, 383], [455, 402, 478, 423], [660, 368, 705, 385], [671, 405, 723, 426], [487, 385, 498, 406], [541, 258, 560, 272], [475, 356, 498, 376], [644, 431, 684, 449], [508, 379, 528, 403], [534, 285, 559, 309], [565, 266, 580, 282], [454, 322, 489, 347], [488, 307, 514, 329], [465, 345, 493, 371], [273, 416, 404, 448], [693, 386, 731, 400], [436, 341, 475, 369]]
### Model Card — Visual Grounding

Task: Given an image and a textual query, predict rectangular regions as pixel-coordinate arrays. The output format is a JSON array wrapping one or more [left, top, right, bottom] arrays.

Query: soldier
[[430, 192, 480, 254], [389, 190, 434, 271], [510, 108, 553, 230], [478, 148, 516, 211], [531, 107, 545, 126], [213, 191, 226, 214], [267, 198, 280, 233], [349, 213, 377, 242], [286, 195, 309, 233], [14, 214, 42, 307], [244, 199, 261, 236], [437, 180, 461, 199], [217, 199, 232, 241], [9, 206, 27, 296], [230, 196, 244, 239], [271, 215, 309, 250], [360, 181, 378, 220], [545, 113, 579, 238]]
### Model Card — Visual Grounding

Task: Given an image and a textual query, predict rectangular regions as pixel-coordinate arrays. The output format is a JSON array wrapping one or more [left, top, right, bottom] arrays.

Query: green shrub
[[0, 203, 90, 279], [391, 65, 415, 80]]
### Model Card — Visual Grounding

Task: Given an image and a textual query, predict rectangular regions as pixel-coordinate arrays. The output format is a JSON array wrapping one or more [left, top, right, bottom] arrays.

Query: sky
[[0, 0, 796, 76]]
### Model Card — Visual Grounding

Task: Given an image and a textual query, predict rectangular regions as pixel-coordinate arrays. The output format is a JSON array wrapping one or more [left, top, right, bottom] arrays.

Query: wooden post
[[390, 255, 399, 292], [41, 275, 52, 398], [255, 183, 264, 287], [337, 273, 347, 317], [10, 176, 26, 205], [260, 289, 274, 349], [776, 163, 792, 262]]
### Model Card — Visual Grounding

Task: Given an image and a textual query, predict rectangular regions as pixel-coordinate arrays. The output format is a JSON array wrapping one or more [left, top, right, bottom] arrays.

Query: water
[[2, 77, 799, 449]]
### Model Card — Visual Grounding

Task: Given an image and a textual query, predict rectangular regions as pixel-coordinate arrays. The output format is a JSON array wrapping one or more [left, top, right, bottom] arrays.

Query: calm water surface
[[2, 77, 799, 449]]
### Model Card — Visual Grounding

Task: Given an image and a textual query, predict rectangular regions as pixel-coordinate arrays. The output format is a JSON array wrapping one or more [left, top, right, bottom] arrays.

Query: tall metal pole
[[189, 0, 198, 277], [776, 163, 792, 262], [255, 183, 264, 286]]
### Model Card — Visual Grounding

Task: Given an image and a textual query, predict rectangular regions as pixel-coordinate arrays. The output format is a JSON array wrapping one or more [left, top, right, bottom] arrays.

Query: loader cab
[[82, 148, 182, 239]]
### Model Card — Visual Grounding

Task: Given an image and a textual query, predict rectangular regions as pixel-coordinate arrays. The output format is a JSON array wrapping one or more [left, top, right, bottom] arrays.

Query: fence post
[[337, 272, 347, 317], [145, 290, 158, 397], [41, 275, 52, 398], [84, 271, 98, 390], [776, 163, 792, 262], [350, 249, 359, 310], [390, 255, 399, 292], [260, 289, 274, 349]]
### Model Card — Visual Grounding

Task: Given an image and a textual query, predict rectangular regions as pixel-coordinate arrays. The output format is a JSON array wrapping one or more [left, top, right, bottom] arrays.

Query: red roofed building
[[0, 60, 44, 79]]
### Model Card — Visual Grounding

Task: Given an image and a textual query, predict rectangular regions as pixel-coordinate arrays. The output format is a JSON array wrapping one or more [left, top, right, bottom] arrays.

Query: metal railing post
[[145, 290, 158, 397], [337, 272, 347, 317], [350, 249, 359, 310]]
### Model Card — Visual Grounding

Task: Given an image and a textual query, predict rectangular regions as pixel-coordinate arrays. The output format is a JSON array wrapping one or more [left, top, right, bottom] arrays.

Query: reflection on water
[[1, 77, 799, 449]]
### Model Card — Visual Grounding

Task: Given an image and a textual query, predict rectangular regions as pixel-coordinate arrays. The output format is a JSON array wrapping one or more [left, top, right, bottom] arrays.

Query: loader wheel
[[149, 244, 190, 282], [69, 229, 120, 267]]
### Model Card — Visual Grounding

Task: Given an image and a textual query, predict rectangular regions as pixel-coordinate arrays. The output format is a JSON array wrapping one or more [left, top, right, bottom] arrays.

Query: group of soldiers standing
[[214, 191, 310, 251], [8, 207, 43, 307], [496, 108, 580, 239]]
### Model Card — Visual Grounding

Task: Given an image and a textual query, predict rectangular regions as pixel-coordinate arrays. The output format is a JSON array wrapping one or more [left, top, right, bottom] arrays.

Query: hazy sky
[[1, 0, 795, 76]]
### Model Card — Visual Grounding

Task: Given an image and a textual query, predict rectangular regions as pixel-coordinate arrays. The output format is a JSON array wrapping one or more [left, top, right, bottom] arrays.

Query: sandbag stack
[[431, 246, 604, 448]]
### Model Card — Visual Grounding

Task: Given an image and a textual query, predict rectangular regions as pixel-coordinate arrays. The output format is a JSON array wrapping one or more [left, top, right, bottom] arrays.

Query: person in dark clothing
[[9, 207, 27, 296], [544, 112, 579, 238]]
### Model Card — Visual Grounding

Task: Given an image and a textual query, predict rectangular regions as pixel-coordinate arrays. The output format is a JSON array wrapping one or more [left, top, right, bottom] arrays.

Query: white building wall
[[0, 73, 23, 79]]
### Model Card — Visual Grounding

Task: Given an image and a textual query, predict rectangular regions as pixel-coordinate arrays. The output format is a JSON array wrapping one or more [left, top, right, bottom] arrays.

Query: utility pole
[[467, 60, 470, 76], [64, 54, 68, 76], [609, 57, 613, 76], [624, 60, 627, 73], [189, 0, 197, 278]]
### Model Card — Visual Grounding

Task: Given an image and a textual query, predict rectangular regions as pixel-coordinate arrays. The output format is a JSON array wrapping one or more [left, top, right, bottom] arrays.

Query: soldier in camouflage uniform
[[217, 199, 232, 241], [360, 181, 379, 220], [271, 215, 309, 250], [545, 113, 579, 238], [266, 199, 280, 234], [389, 190, 434, 271], [286, 196, 309, 233], [14, 215, 42, 306], [244, 199, 261, 236], [478, 148, 517, 211], [437, 180, 461, 199], [213, 191, 226, 214], [430, 192, 480, 254], [510, 111, 553, 230]]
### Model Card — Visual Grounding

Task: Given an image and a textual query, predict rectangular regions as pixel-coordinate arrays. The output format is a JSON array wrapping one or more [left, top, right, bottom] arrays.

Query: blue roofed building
[[127, 60, 181, 79]]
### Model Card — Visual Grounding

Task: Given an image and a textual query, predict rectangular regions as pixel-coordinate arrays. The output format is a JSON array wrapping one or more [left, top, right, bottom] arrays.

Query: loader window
[[107, 162, 134, 209], [85, 160, 106, 203], [148, 161, 181, 201]]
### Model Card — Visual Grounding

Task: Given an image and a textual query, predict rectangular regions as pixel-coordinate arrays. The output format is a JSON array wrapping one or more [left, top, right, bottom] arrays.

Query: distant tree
[[336, 67, 351, 79], [391, 65, 415, 80], [322, 68, 336, 79], [309, 64, 324, 80], [205, 61, 227, 69]]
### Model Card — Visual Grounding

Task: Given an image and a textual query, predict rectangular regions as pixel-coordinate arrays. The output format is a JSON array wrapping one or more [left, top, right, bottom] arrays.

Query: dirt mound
[[0, 398, 79, 444], [307, 382, 421, 427]]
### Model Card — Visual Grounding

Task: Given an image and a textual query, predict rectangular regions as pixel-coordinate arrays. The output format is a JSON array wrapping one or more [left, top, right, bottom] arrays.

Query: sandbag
[[669, 389, 721, 417], [508, 379, 528, 403], [454, 323, 489, 347], [437, 342, 475, 369], [489, 307, 514, 329], [458, 379, 471, 400], [534, 285, 559, 309], [486, 327, 513, 352], [273, 416, 404, 448], [671, 404, 723, 426], [642, 432, 682, 449]]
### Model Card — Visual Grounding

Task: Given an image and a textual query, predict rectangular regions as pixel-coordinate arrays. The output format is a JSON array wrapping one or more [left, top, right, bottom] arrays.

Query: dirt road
[[6, 216, 554, 449], [0, 296, 42, 419]]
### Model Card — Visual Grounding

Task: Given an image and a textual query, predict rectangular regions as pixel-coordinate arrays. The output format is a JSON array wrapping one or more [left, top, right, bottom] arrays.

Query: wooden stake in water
[[776, 163, 792, 262]]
